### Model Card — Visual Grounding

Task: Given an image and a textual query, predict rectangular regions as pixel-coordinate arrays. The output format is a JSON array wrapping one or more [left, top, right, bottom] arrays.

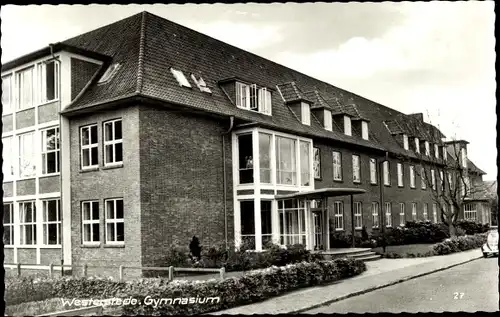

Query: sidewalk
[[209, 249, 483, 315]]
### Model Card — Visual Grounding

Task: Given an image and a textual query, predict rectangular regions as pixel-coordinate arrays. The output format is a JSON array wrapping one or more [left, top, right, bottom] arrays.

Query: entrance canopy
[[275, 188, 366, 200]]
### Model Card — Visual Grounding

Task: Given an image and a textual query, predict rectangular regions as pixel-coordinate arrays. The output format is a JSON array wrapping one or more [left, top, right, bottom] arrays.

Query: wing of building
[[1, 11, 494, 274]]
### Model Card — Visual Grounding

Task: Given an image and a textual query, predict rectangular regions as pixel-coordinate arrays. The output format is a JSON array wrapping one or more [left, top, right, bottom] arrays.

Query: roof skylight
[[170, 68, 191, 88], [98, 63, 121, 84], [191, 74, 212, 93]]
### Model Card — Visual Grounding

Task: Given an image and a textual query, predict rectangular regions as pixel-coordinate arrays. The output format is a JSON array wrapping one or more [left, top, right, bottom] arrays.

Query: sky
[[1, 2, 496, 180]]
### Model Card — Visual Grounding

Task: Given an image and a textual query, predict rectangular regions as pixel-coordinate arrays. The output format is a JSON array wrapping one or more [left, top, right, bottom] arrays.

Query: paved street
[[305, 257, 499, 313]]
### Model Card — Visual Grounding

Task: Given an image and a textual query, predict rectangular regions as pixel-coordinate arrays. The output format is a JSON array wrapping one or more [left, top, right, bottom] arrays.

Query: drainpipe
[[379, 152, 389, 253], [221, 116, 235, 249]]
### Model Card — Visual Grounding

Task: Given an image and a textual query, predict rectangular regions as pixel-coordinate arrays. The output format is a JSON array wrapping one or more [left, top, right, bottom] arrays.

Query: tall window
[[397, 163, 403, 187], [313, 147, 321, 179], [383, 161, 390, 185], [371, 202, 379, 228], [334, 201, 344, 230], [385, 202, 392, 227], [464, 203, 476, 221], [2, 75, 13, 114], [37, 60, 60, 103], [352, 155, 361, 183], [354, 202, 362, 229], [434, 144, 439, 159], [300, 141, 311, 186], [324, 109, 332, 131], [81, 125, 98, 169], [361, 121, 369, 140], [17, 67, 34, 110], [425, 141, 430, 156], [238, 134, 253, 184], [369, 158, 377, 184], [343, 116, 352, 136], [240, 201, 255, 248], [443, 147, 448, 161], [82, 201, 100, 244], [439, 170, 445, 191], [104, 119, 123, 165], [409, 165, 416, 188], [19, 132, 36, 178], [105, 199, 125, 244], [414, 138, 420, 154], [403, 134, 409, 150], [433, 204, 438, 223], [261, 201, 273, 248], [421, 167, 427, 189], [423, 204, 428, 221], [276, 136, 297, 185], [301, 103, 311, 125], [431, 169, 436, 190], [42, 199, 61, 245], [278, 199, 307, 246], [3, 203, 14, 245], [2, 136, 14, 180], [41, 127, 60, 174], [19, 201, 36, 245], [447, 172, 453, 192], [332, 151, 342, 181], [412, 203, 417, 221], [399, 203, 405, 226], [259, 133, 271, 183]]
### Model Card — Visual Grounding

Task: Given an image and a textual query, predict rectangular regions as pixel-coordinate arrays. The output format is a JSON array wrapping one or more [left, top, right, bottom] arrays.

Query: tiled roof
[[467, 159, 486, 175], [468, 180, 497, 201], [302, 90, 331, 110], [276, 82, 312, 104]]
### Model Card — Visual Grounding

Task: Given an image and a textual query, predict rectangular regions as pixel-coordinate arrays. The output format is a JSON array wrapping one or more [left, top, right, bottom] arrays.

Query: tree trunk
[[449, 221, 456, 237]]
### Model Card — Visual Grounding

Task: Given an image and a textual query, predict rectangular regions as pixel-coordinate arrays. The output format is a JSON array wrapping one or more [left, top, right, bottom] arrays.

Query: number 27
[[454, 292, 464, 299]]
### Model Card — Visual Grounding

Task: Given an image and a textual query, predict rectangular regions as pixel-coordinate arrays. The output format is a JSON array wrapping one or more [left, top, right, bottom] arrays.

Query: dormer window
[[324, 109, 332, 131], [443, 147, 447, 161], [344, 116, 352, 136], [434, 144, 439, 159], [361, 121, 369, 140], [414, 138, 420, 154], [461, 148, 467, 168], [191, 74, 211, 93], [235, 82, 272, 115], [99, 63, 121, 84], [425, 141, 430, 156], [301, 102, 310, 125], [170, 68, 191, 88], [403, 134, 409, 150]]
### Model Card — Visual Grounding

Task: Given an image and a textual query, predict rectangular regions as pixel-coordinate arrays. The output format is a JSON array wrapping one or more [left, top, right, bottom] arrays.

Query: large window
[[464, 203, 477, 221], [369, 158, 377, 184], [259, 133, 271, 183], [383, 161, 390, 185], [354, 202, 362, 229], [278, 199, 307, 245], [240, 201, 255, 248], [37, 60, 60, 103], [397, 163, 403, 187], [332, 151, 342, 181], [2, 136, 14, 180], [41, 127, 60, 175], [423, 204, 428, 221], [409, 165, 416, 188], [17, 67, 34, 110], [238, 134, 253, 184], [399, 203, 405, 226], [3, 203, 14, 245], [276, 136, 297, 185], [20, 201, 36, 245], [261, 200, 273, 248], [105, 199, 124, 244], [300, 141, 311, 186], [334, 201, 344, 230], [42, 199, 61, 245], [313, 147, 321, 179], [82, 201, 100, 244], [433, 204, 438, 223], [236, 82, 272, 115], [19, 132, 36, 178], [104, 119, 123, 165], [385, 202, 392, 227], [2, 75, 13, 114], [81, 125, 98, 169], [352, 155, 360, 183], [412, 203, 417, 221], [371, 202, 379, 228]]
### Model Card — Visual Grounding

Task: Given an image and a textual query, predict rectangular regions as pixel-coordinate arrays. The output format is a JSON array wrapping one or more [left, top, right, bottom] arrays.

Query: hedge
[[6, 258, 366, 315]]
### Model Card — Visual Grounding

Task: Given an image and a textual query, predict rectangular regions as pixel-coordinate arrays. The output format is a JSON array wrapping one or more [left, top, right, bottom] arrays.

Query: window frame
[[397, 162, 404, 187], [276, 136, 297, 185], [385, 202, 392, 227], [361, 121, 369, 140], [41, 126, 60, 175], [371, 202, 379, 228], [383, 161, 390, 186], [324, 109, 332, 131], [82, 201, 100, 245], [423, 203, 428, 221], [3, 203, 14, 246], [42, 199, 61, 245], [17, 66, 35, 110], [2, 74, 13, 114], [432, 203, 438, 223], [464, 203, 477, 221], [334, 201, 344, 231], [354, 202, 362, 229], [332, 151, 342, 181], [170, 68, 191, 88], [421, 166, 427, 190], [2, 136, 14, 181], [18, 131, 36, 179], [343, 116, 352, 136], [412, 202, 417, 221], [19, 201, 37, 245], [409, 165, 416, 188], [313, 147, 321, 180], [431, 169, 436, 190], [37, 60, 60, 104], [352, 155, 361, 184], [301, 102, 311, 126], [80, 124, 99, 170], [105, 198, 125, 245], [399, 203, 405, 226], [369, 158, 377, 184], [103, 119, 123, 166]]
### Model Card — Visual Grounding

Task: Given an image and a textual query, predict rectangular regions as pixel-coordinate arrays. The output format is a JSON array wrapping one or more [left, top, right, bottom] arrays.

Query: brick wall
[[70, 58, 101, 100]]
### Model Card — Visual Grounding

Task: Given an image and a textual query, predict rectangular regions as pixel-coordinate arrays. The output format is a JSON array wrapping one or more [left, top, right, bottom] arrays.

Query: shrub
[[433, 233, 487, 255], [189, 236, 202, 261], [455, 220, 490, 235]]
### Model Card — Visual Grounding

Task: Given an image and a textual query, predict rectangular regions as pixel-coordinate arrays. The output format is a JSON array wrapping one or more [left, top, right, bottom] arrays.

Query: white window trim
[[324, 109, 332, 131], [235, 82, 272, 116], [80, 125, 98, 169], [415, 138, 420, 154], [372, 202, 379, 228], [2, 74, 13, 114], [42, 199, 61, 245], [434, 144, 439, 159], [385, 202, 392, 227], [425, 141, 430, 156], [301, 102, 311, 126], [17, 66, 35, 111], [82, 201, 100, 245], [334, 201, 344, 231], [399, 203, 405, 226], [2, 136, 15, 181], [190, 73, 212, 93], [343, 116, 352, 136], [369, 158, 377, 184], [433, 204, 438, 223], [3, 203, 14, 246], [431, 169, 436, 190], [37, 60, 60, 104], [423, 204, 428, 221], [103, 119, 123, 166], [105, 199, 125, 245], [352, 155, 361, 183], [409, 165, 416, 188], [403, 134, 409, 150], [361, 121, 369, 140], [40, 126, 60, 176], [412, 203, 417, 221], [397, 163, 404, 187], [383, 161, 390, 186], [333, 151, 342, 181], [421, 167, 427, 189], [19, 201, 37, 245], [354, 202, 362, 229], [464, 203, 477, 221], [18, 131, 36, 179]]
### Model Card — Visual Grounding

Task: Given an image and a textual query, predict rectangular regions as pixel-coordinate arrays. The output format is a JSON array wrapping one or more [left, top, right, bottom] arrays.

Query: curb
[[290, 255, 482, 314]]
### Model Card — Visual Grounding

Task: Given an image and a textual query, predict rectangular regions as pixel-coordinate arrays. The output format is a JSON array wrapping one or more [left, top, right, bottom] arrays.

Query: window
[[334, 201, 344, 230], [99, 63, 121, 84], [236, 82, 272, 115], [236, 82, 249, 110], [434, 144, 439, 159], [2, 136, 14, 180], [2, 75, 13, 114], [261, 201, 273, 248], [447, 172, 453, 191], [403, 134, 409, 150], [249, 84, 259, 110], [240, 201, 255, 248], [81, 125, 98, 169], [19, 201, 36, 245], [42, 199, 61, 245], [259, 133, 271, 184], [238, 134, 253, 184], [460, 148, 467, 168], [19, 132, 36, 178], [278, 199, 307, 246], [397, 163, 403, 187], [443, 147, 447, 161], [37, 60, 60, 102], [354, 202, 362, 229], [383, 161, 390, 186], [464, 203, 476, 221], [170, 68, 191, 87], [352, 155, 361, 183], [433, 203, 438, 223], [361, 121, 369, 140], [41, 127, 60, 174], [425, 141, 430, 156], [421, 167, 427, 189], [372, 202, 379, 228], [190, 74, 212, 93], [258, 87, 272, 115], [3, 203, 14, 245], [423, 204, 428, 221], [82, 201, 100, 244], [313, 147, 321, 179], [412, 203, 417, 221], [431, 169, 436, 190], [399, 203, 405, 226], [409, 165, 416, 188], [276, 136, 297, 185], [104, 119, 123, 165], [385, 202, 392, 227], [324, 109, 332, 131], [344, 116, 352, 136], [301, 102, 311, 125], [332, 151, 342, 181], [300, 141, 311, 186], [369, 158, 377, 184], [17, 67, 34, 110], [105, 199, 124, 244], [439, 170, 445, 191], [414, 138, 420, 154]]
